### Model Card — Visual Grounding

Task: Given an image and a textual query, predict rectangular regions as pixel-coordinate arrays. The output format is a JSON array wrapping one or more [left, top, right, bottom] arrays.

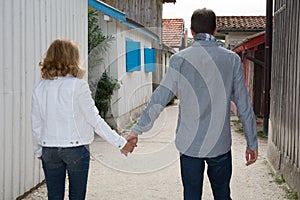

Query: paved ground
[[23, 103, 292, 200]]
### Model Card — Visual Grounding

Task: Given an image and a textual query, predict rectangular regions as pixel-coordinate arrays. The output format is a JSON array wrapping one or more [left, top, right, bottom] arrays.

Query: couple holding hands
[[32, 8, 258, 200]]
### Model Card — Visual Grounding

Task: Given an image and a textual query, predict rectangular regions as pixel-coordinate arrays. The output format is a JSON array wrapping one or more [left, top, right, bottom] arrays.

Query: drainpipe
[[263, 0, 273, 134]]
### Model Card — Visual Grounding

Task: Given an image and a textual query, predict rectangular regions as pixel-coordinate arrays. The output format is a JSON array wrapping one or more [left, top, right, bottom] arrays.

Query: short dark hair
[[191, 8, 216, 35]]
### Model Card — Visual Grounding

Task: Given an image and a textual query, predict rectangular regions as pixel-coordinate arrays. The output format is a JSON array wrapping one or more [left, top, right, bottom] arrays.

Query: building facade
[[88, 0, 176, 129], [162, 18, 188, 52], [217, 16, 266, 49], [233, 32, 266, 117], [88, 0, 159, 129], [100, 0, 176, 91]]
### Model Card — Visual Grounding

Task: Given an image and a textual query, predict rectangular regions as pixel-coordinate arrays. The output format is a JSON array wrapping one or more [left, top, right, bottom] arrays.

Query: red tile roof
[[162, 18, 184, 47], [217, 16, 266, 32]]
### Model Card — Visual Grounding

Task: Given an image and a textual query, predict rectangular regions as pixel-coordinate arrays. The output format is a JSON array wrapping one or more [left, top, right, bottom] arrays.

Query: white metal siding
[[116, 25, 153, 117], [0, 0, 88, 199], [99, 16, 153, 117], [89, 12, 154, 128]]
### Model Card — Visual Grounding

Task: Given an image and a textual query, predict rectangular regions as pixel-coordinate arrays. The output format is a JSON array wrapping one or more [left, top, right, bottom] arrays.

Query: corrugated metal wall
[[0, 0, 87, 199], [268, 0, 300, 195]]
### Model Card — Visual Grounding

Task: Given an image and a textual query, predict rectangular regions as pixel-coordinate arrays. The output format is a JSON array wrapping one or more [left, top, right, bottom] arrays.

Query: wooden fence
[[268, 0, 300, 195]]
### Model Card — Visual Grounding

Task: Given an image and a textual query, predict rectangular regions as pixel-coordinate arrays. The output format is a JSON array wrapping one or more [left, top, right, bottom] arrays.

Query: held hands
[[120, 131, 138, 156], [120, 142, 136, 156], [126, 131, 138, 146], [245, 149, 258, 166]]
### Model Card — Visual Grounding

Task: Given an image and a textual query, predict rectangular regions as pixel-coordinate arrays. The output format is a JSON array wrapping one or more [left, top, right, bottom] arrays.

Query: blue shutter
[[126, 39, 141, 72], [144, 48, 156, 72]]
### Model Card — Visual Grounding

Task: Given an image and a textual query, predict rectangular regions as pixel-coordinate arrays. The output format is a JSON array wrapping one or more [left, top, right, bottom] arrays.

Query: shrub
[[94, 71, 120, 118]]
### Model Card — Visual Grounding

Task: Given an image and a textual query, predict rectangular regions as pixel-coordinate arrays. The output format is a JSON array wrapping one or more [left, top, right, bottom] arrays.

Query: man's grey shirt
[[132, 37, 258, 158]]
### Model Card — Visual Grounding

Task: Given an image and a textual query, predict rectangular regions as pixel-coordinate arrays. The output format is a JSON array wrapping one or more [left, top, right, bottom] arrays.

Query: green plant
[[94, 71, 120, 118], [187, 37, 194, 47], [236, 128, 244, 135], [88, 6, 116, 109], [88, 7, 112, 53], [283, 187, 298, 200], [88, 7, 114, 67], [275, 175, 285, 184], [257, 130, 268, 139], [232, 119, 241, 124]]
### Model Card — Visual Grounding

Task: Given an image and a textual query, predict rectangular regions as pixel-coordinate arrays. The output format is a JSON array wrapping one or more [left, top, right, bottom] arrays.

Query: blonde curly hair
[[39, 39, 83, 80]]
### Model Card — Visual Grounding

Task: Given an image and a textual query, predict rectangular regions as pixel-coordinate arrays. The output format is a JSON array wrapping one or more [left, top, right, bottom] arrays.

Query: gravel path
[[22, 103, 291, 200]]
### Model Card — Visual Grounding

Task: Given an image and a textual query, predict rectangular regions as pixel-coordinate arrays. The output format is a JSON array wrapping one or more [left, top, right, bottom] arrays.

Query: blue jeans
[[180, 150, 232, 200], [42, 145, 90, 200]]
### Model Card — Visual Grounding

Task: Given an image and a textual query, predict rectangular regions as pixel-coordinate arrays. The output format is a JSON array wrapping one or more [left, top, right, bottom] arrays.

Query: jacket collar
[[194, 33, 216, 41]]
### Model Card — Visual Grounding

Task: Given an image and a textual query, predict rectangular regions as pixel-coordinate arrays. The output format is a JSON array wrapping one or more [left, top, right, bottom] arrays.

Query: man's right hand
[[126, 131, 138, 147], [120, 132, 138, 156], [121, 142, 136, 156]]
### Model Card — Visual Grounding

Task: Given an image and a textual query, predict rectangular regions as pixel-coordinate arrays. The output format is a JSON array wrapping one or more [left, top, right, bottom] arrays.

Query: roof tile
[[217, 16, 266, 32], [162, 18, 184, 47]]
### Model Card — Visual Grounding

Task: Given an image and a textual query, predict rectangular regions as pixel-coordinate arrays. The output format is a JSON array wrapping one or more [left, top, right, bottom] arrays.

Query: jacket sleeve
[[232, 56, 258, 151], [77, 80, 127, 149], [31, 91, 43, 158], [131, 55, 180, 135]]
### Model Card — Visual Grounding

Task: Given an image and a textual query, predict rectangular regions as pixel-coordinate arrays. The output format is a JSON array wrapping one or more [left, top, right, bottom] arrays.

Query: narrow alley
[[23, 103, 291, 200]]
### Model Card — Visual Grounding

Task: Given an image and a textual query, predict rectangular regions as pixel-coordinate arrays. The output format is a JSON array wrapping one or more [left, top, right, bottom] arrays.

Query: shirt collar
[[194, 33, 216, 41], [55, 74, 73, 79]]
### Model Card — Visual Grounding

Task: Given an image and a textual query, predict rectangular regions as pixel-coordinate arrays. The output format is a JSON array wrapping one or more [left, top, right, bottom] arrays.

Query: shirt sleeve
[[131, 55, 180, 135], [31, 91, 43, 158], [77, 80, 127, 149], [232, 56, 258, 151]]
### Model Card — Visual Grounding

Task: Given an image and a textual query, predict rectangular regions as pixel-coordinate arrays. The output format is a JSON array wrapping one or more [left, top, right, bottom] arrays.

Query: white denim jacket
[[31, 75, 126, 157]]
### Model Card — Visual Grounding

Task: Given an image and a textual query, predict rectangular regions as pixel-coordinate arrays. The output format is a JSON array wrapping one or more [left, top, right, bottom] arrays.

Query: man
[[127, 8, 258, 200]]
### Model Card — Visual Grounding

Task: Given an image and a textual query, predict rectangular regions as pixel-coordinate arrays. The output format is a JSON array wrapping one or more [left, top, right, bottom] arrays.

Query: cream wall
[[225, 32, 257, 49], [91, 13, 154, 129]]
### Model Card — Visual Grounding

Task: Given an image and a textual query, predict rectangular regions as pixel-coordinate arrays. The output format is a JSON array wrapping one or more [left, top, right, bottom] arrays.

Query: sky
[[163, 0, 266, 36]]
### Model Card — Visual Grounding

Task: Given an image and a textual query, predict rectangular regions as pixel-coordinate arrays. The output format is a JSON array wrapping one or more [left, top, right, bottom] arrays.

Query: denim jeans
[[42, 145, 90, 200], [180, 150, 232, 200]]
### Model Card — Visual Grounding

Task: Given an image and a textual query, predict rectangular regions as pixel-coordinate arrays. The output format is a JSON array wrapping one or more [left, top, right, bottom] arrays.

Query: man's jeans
[[42, 145, 90, 200], [180, 150, 232, 200]]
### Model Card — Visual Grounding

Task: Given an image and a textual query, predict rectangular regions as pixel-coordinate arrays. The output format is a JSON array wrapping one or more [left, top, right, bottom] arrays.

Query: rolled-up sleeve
[[77, 80, 127, 149], [232, 56, 258, 151]]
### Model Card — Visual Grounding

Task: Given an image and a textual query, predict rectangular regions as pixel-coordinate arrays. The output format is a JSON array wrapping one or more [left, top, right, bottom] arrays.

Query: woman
[[31, 39, 134, 199]]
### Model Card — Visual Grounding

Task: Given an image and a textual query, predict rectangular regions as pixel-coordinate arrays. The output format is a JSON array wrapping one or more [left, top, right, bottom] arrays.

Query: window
[[126, 39, 141, 72], [144, 47, 156, 72]]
